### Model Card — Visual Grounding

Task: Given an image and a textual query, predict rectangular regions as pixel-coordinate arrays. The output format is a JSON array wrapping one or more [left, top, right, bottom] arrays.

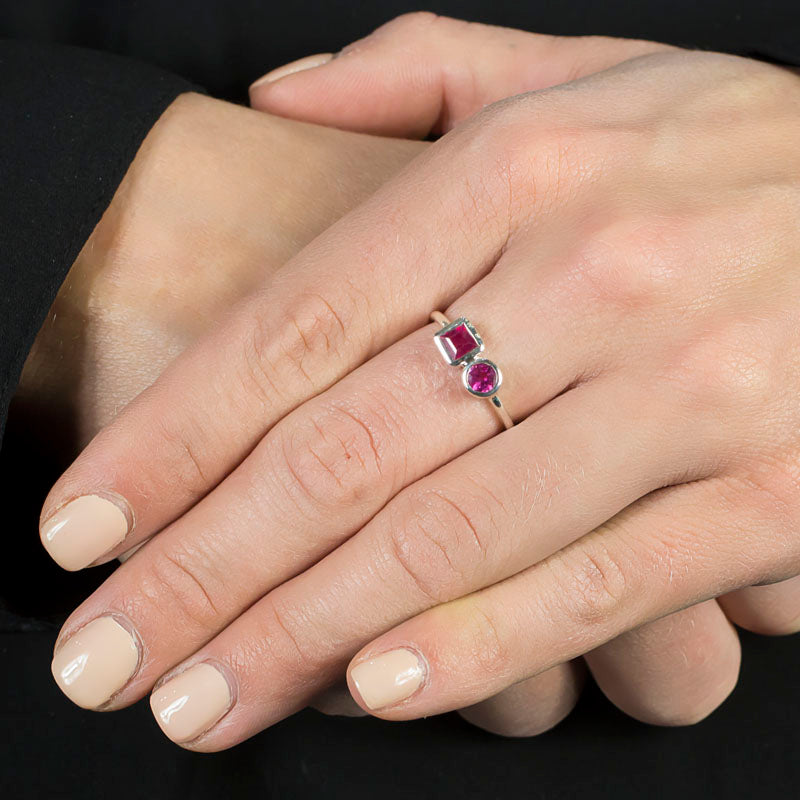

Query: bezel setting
[[462, 358, 502, 397], [433, 317, 484, 366]]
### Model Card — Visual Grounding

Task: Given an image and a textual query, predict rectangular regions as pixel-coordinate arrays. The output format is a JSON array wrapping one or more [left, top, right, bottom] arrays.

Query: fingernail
[[41, 494, 130, 571], [350, 648, 426, 710], [249, 53, 333, 89], [150, 663, 233, 743], [51, 616, 140, 709]]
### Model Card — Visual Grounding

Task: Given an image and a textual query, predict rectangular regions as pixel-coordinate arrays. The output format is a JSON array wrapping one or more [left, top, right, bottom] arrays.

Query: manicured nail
[[41, 494, 130, 571], [249, 53, 333, 89], [350, 648, 426, 710], [51, 616, 140, 709], [150, 663, 233, 743]]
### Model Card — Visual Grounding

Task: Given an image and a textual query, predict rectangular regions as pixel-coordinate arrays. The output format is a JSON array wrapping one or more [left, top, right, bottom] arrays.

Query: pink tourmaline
[[439, 322, 478, 363], [466, 361, 498, 395]]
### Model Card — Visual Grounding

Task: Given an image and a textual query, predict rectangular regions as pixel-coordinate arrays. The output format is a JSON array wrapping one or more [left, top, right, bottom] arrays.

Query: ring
[[431, 311, 514, 429]]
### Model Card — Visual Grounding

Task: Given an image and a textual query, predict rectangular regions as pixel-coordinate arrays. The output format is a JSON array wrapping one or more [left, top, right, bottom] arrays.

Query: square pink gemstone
[[437, 322, 479, 364]]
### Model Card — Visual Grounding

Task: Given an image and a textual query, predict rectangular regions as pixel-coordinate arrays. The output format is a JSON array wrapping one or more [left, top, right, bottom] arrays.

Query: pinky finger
[[345, 477, 783, 720]]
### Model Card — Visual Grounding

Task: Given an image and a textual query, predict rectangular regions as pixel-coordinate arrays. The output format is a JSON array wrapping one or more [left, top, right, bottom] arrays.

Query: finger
[[143, 374, 721, 749], [718, 575, 800, 635], [39, 98, 535, 571], [50, 239, 615, 711], [343, 475, 793, 720], [250, 13, 672, 137], [585, 600, 741, 726], [457, 660, 587, 738]]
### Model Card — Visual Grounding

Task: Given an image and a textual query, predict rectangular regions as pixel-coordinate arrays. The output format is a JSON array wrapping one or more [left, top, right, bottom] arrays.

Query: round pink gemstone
[[466, 361, 498, 395]]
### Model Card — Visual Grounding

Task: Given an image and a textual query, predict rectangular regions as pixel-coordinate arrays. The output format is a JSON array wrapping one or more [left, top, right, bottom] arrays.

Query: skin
[[37, 15, 800, 748], [15, 92, 424, 710], [15, 93, 425, 451]]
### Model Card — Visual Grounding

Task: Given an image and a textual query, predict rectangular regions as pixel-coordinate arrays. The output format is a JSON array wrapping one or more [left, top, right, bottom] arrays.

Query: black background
[[2, 1, 799, 102], [1, 2, 799, 798]]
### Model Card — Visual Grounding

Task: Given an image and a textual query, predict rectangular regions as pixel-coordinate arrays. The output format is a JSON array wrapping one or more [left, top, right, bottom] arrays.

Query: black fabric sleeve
[[0, 39, 202, 446]]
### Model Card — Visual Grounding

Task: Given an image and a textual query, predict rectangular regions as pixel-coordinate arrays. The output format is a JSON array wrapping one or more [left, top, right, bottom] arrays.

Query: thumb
[[249, 13, 672, 138]]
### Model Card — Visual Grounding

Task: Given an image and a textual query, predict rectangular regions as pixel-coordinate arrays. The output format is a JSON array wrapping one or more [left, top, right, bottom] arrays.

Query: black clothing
[[1, 3, 798, 798], [0, 40, 200, 447]]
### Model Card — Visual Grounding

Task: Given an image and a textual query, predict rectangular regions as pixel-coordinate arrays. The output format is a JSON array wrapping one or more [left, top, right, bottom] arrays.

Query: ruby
[[437, 321, 479, 364], [466, 361, 498, 395]]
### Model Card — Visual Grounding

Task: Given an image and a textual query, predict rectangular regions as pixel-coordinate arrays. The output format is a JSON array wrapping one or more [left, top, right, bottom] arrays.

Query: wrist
[[13, 93, 428, 454]]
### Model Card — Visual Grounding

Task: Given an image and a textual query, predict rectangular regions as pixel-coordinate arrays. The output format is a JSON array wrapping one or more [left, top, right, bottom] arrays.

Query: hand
[[249, 15, 779, 735], [14, 92, 424, 453], [41, 20, 800, 751]]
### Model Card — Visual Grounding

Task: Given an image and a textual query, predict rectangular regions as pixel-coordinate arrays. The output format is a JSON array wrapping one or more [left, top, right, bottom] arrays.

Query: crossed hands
[[33, 15, 800, 748]]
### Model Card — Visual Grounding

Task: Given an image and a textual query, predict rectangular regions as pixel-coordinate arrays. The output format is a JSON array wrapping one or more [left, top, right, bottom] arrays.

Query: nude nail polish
[[249, 53, 333, 88], [150, 663, 233, 743], [40, 494, 130, 571], [51, 616, 140, 709], [350, 648, 426, 710]]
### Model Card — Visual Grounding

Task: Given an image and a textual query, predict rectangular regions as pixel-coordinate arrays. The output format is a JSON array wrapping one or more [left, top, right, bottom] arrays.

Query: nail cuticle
[[43, 488, 135, 533], [86, 491, 137, 565]]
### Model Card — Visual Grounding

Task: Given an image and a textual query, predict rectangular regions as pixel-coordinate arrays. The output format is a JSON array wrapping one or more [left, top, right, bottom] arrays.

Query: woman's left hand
[[41, 20, 800, 749]]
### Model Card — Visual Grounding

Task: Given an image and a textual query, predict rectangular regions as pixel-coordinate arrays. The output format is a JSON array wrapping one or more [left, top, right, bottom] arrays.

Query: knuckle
[[737, 465, 800, 544], [737, 606, 800, 636], [151, 415, 211, 497], [748, 613, 800, 636], [137, 541, 224, 633], [641, 669, 737, 727], [568, 216, 688, 314], [761, 617, 800, 636], [385, 490, 495, 603], [624, 612, 740, 727], [464, 602, 513, 683], [469, 106, 598, 230], [339, 13, 442, 62], [462, 700, 570, 738], [668, 320, 780, 418], [277, 402, 388, 515], [260, 599, 329, 680], [242, 290, 353, 403], [384, 11, 440, 35], [550, 538, 632, 630], [469, 716, 551, 739]]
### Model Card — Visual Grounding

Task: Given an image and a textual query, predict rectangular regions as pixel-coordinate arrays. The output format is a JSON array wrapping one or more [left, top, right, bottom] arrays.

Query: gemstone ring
[[431, 311, 514, 429]]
